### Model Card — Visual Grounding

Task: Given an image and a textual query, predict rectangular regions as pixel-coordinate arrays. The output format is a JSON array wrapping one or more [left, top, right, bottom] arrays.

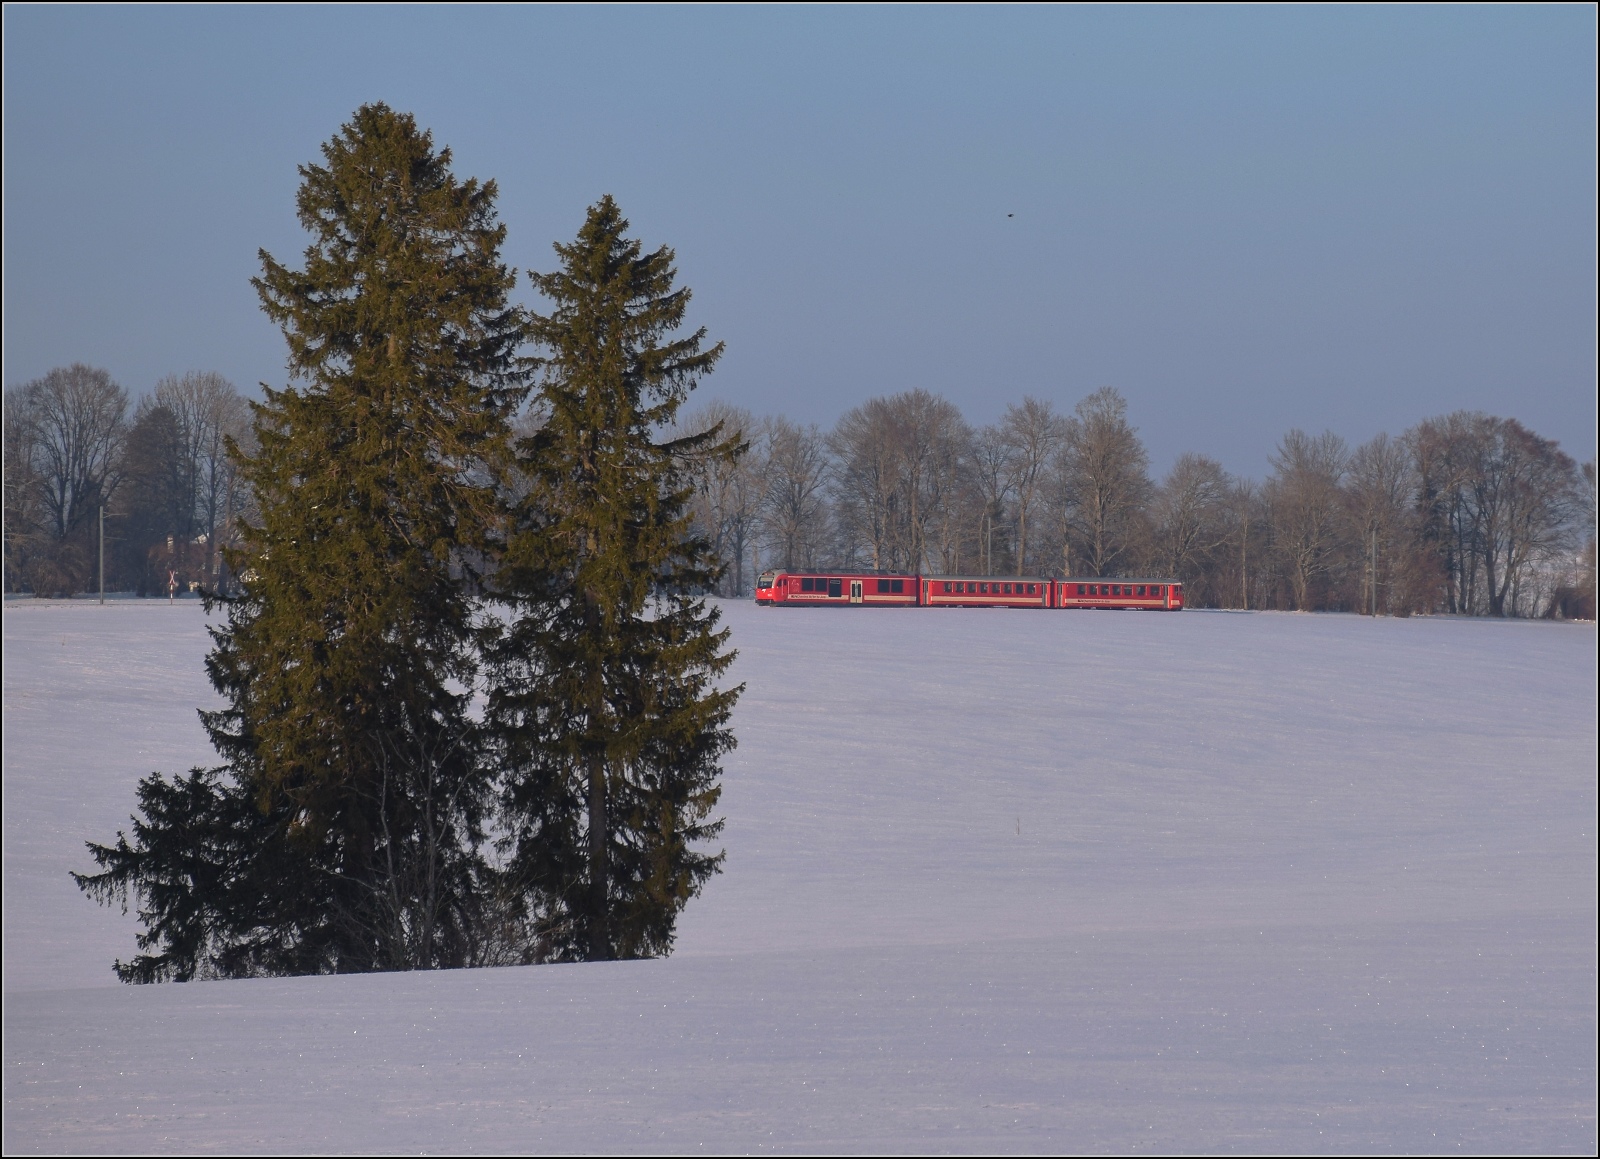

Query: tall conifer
[[489, 196, 740, 962], [77, 105, 527, 977]]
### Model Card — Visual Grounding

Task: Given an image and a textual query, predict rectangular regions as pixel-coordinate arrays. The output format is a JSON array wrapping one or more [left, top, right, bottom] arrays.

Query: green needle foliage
[[489, 196, 742, 962], [76, 105, 529, 979]]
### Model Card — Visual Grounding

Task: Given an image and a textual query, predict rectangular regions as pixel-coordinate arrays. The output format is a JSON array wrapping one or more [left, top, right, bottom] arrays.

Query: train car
[[754, 570, 1184, 611], [919, 575, 1051, 608], [755, 571, 919, 607], [1053, 579, 1183, 610]]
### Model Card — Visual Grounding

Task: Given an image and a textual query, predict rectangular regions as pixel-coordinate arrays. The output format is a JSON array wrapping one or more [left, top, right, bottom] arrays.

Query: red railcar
[[755, 571, 919, 607], [921, 576, 1050, 608], [756, 571, 1183, 611], [1054, 578, 1183, 611]]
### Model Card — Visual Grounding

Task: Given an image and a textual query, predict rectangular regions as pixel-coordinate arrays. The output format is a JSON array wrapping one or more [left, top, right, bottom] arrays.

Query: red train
[[754, 572, 1184, 610]]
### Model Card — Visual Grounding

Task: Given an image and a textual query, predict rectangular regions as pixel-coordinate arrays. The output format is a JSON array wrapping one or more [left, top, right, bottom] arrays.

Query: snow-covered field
[[3, 597, 1595, 1154]]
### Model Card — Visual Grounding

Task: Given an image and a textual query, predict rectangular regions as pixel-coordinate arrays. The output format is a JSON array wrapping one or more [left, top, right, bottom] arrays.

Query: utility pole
[[98, 505, 105, 605]]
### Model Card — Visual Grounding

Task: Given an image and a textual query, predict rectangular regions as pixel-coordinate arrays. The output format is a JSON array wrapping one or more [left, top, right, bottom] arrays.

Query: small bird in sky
[[1007, 213, 1014, 218]]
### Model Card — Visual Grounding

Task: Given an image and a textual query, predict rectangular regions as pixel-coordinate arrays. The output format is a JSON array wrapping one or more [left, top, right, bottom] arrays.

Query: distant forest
[[4, 367, 1594, 619], [671, 388, 1594, 619], [4, 365, 253, 598]]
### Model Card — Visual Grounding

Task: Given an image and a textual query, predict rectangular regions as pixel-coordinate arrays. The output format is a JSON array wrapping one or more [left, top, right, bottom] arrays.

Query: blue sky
[[3, 6, 1594, 475]]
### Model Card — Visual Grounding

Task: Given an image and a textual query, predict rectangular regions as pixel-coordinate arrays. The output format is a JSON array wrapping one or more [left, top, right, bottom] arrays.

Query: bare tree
[[1151, 453, 1230, 588], [1469, 418, 1581, 616], [152, 372, 251, 579], [1579, 460, 1598, 616], [3, 387, 47, 591], [971, 424, 1013, 575], [1060, 388, 1151, 577], [1267, 429, 1348, 610], [1411, 412, 1495, 614], [894, 390, 967, 573], [674, 401, 760, 595], [830, 399, 901, 569], [1217, 478, 1266, 609], [1408, 412, 1582, 616], [5, 366, 129, 593], [16, 365, 130, 542], [760, 417, 830, 569], [925, 407, 976, 574], [722, 424, 765, 594], [1344, 433, 1414, 614], [1000, 397, 1065, 575]]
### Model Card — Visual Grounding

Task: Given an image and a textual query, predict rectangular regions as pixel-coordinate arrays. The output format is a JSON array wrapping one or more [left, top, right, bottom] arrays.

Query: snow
[[4, 598, 1595, 1153]]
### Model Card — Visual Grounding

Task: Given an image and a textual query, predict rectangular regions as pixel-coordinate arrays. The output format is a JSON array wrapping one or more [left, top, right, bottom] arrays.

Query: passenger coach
[[1056, 579, 1183, 611], [755, 572, 1183, 610]]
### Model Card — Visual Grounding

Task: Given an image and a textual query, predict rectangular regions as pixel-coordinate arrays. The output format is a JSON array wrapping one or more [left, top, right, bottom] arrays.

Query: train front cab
[[755, 571, 918, 606]]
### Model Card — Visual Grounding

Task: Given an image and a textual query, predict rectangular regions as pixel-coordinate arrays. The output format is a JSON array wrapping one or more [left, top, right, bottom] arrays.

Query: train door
[[849, 580, 863, 604]]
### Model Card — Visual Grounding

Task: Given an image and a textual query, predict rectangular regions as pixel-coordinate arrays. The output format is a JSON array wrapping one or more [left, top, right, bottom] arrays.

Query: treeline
[[679, 389, 1596, 619], [67, 105, 736, 981], [3, 367, 253, 596]]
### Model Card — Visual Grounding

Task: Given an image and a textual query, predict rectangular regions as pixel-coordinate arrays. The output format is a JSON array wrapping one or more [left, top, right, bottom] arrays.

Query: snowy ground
[[3, 597, 1595, 1154]]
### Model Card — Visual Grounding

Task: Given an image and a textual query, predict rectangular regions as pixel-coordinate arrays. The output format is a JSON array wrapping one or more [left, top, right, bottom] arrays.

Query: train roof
[[925, 574, 1178, 584], [758, 571, 1181, 583], [762, 569, 917, 577]]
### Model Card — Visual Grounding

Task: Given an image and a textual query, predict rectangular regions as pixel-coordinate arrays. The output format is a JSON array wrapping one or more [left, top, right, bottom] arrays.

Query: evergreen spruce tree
[[76, 105, 528, 978], [489, 196, 740, 962]]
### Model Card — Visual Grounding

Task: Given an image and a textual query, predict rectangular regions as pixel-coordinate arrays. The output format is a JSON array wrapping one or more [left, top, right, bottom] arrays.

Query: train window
[[1112, 585, 1122, 596], [1027, 583, 1036, 595], [876, 579, 889, 594], [800, 577, 812, 592], [828, 578, 842, 598], [942, 581, 952, 594], [892, 579, 904, 593], [1136, 585, 1146, 596], [1151, 585, 1163, 597]]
